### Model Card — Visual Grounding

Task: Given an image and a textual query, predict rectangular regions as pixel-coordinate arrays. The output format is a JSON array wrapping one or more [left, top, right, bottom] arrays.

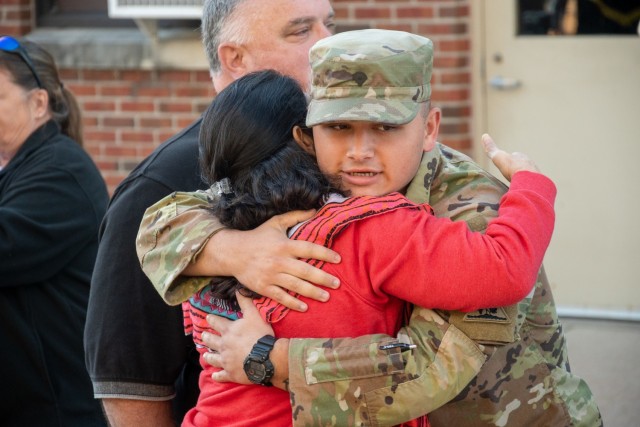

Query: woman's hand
[[203, 293, 280, 386], [482, 133, 539, 181]]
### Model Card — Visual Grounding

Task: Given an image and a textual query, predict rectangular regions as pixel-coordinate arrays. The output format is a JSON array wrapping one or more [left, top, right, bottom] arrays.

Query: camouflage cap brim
[[306, 97, 421, 126]]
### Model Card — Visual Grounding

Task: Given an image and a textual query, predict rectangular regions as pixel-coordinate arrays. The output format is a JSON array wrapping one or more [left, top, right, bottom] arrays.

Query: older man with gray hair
[[84, 1, 336, 426]]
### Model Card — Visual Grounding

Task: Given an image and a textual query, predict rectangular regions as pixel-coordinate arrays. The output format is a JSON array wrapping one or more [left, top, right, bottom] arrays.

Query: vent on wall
[[107, 0, 203, 19]]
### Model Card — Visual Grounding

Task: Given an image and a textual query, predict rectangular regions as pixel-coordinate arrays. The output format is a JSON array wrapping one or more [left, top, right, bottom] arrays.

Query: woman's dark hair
[[0, 38, 83, 145], [199, 70, 341, 301]]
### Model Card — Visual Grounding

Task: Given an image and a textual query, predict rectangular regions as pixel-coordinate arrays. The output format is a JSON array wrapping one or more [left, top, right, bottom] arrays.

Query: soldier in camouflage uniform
[[137, 29, 601, 426]]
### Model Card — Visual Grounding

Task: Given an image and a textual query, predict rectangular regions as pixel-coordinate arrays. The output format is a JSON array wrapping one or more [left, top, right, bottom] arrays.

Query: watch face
[[245, 360, 267, 381]]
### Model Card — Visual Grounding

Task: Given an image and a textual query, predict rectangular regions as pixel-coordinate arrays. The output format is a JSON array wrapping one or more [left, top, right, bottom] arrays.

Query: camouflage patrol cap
[[306, 29, 433, 126]]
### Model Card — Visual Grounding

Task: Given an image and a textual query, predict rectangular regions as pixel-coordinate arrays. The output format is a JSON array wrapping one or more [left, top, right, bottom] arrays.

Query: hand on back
[[221, 210, 341, 312], [482, 133, 540, 181]]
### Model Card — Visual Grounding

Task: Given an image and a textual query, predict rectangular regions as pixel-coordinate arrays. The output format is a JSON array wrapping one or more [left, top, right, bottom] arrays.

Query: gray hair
[[202, 0, 254, 74]]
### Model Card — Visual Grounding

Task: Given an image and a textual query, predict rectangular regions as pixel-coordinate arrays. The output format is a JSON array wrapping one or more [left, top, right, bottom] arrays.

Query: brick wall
[[0, 0, 33, 35], [1, 0, 472, 194], [59, 69, 216, 191]]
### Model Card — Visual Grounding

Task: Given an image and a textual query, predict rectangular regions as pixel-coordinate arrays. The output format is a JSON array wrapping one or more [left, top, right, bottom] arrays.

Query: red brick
[[84, 130, 116, 142], [159, 102, 192, 113], [431, 88, 469, 102], [82, 142, 101, 157], [158, 70, 192, 82], [397, 7, 434, 19], [441, 106, 471, 118], [6, 9, 30, 20], [59, 69, 79, 80], [439, 5, 470, 18], [439, 39, 471, 52], [96, 160, 119, 171], [440, 122, 469, 135], [139, 117, 172, 128], [100, 85, 132, 96], [67, 84, 97, 96], [135, 87, 172, 97], [105, 145, 138, 157], [440, 137, 471, 151], [83, 101, 117, 112], [433, 55, 469, 68], [157, 131, 177, 142], [379, 24, 413, 32], [122, 131, 154, 143], [194, 71, 213, 83], [103, 117, 135, 127], [355, 7, 391, 19], [333, 5, 349, 19], [0, 25, 25, 35], [173, 86, 211, 97], [121, 70, 154, 82], [82, 116, 99, 127], [121, 101, 155, 112], [440, 71, 471, 84]]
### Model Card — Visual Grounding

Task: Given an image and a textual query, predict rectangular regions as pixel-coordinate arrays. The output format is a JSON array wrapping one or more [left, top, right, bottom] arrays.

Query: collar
[[1, 120, 60, 175], [405, 143, 442, 204]]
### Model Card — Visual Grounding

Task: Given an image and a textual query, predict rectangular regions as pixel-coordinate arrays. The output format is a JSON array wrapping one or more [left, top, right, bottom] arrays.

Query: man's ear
[[218, 42, 249, 80], [293, 126, 315, 155], [423, 106, 441, 152]]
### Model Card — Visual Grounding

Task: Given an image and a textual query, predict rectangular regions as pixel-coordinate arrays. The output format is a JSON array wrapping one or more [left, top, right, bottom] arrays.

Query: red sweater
[[182, 171, 556, 427]]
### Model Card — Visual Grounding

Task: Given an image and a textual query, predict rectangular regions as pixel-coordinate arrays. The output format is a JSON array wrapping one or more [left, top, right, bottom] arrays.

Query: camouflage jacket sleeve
[[136, 190, 225, 305], [289, 144, 513, 426]]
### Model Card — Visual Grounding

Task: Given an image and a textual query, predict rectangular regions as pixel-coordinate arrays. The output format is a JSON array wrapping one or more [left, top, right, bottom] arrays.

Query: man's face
[[312, 111, 437, 197], [241, 0, 335, 90]]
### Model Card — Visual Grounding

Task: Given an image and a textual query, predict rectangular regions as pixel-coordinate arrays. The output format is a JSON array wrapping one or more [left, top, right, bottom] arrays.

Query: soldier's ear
[[293, 125, 315, 156], [422, 106, 440, 152]]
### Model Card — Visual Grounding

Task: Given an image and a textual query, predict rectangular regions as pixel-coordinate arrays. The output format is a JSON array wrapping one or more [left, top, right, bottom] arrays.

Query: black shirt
[[84, 118, 206, 421]]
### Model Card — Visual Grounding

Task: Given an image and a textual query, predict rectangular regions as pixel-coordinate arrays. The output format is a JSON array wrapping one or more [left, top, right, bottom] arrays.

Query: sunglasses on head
[[0, 35, 43, 89]]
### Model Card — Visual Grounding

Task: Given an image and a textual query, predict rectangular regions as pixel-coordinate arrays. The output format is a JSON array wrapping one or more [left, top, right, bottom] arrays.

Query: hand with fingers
[[211, 209, 342, 312], [482, 133, 540, 181], [203, 293, 289, 388]]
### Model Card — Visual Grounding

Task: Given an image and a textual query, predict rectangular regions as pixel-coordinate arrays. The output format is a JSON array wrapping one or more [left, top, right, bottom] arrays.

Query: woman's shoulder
[[291, 193, 432, 247]]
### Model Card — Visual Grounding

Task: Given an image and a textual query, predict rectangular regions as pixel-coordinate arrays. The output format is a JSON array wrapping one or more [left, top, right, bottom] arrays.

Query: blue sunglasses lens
[[0, 35, 43, 88], [0, 36, 20, 51]]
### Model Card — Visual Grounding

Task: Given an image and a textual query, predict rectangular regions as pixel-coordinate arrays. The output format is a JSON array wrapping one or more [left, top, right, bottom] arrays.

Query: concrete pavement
[[560, 317, 640, 427]]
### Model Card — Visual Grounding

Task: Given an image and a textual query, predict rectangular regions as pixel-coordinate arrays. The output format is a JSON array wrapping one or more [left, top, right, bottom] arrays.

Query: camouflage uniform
[[137, 29, 601, 427]]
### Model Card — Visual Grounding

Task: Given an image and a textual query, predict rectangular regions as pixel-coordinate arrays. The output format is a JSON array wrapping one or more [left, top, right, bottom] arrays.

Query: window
[[518, 0, 640, 35]]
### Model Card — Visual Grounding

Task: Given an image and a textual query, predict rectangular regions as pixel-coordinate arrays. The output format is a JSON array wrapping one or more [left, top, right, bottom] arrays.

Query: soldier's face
[[241, 0, 335, 91], [312, 108, 440, 197]]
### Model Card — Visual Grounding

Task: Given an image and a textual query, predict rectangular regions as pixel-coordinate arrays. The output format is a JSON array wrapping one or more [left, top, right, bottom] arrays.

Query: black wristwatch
[[243, 335, 276, 386]]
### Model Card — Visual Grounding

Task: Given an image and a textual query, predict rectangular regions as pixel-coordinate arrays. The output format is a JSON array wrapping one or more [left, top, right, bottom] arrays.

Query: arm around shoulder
[[136, 190, 225, 305]]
